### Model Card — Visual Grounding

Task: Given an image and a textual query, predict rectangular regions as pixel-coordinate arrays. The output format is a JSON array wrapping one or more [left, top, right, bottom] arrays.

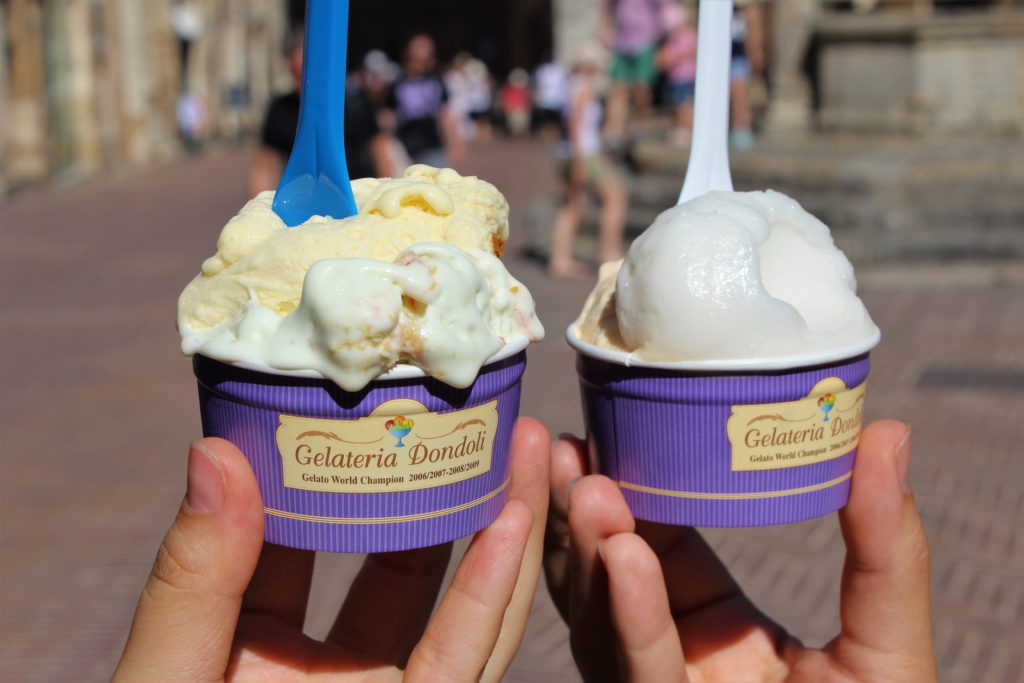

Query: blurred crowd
[[240, 1, 772, 279], [544, 0, 767, 278]]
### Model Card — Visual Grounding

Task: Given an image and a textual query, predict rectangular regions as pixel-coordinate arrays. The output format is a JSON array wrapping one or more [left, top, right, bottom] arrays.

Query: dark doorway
[[289, 0, 554, 76]]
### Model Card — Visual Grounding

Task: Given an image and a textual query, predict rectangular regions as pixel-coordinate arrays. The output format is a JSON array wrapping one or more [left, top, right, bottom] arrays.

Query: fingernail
[[893, 422, 912, 494], [187, 441, 225, 513]]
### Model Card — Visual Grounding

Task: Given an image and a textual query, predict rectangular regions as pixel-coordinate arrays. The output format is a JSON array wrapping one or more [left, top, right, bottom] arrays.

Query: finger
[[404, 501, 533, 683], [601, 533, 688, 683], [636, 523, 795, 675], [325, 543, 453, 664], [545, 435, 587, 621], [482, 417, 551, 682], [241, 543, 315, 628], [551, 435, 589, 519], [567, 475, 636, 681], [634, 522, 742, 616], [325, 419, 550, 671], [832, 420, 936, 680], [113, 439, 265, 683]]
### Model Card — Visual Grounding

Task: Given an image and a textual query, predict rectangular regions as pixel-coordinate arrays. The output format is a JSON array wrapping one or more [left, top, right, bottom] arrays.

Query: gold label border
[[276, 399, 499, 494], [264, 477, 510, 525], [618, 472, 851, 500], [727, 378, 866, 472]]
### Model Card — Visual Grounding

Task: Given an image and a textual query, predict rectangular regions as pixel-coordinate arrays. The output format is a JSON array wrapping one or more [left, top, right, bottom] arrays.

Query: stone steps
[[521, 131, 1024, 267]]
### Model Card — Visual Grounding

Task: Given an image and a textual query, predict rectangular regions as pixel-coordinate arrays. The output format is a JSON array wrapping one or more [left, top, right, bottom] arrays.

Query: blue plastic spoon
[[272, 0, 357, 226]]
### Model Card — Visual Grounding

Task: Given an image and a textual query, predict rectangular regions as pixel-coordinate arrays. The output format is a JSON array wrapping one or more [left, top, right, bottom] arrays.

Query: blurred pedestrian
[[465, 59, 495, 143], [532, 55, 569, 139], [501, 69, 532, 137], [444, 53, 474, 144], [348, 55, 398, 180], [359, 49, 399, 107], [247, 29, 394, 196], [358, 49, 406, 177], [657, 3, 697, 147], [729, 2, 766, 151], [386, 33, 464, 170], [549, 44, 627, 280], [176, 90, 207, 152], [602, 0, 667, 148]]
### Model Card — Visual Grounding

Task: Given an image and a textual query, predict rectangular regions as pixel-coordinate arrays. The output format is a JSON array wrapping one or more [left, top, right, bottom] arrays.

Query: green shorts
[[610, 44, 657, 85], [560, 156, 615, 185]]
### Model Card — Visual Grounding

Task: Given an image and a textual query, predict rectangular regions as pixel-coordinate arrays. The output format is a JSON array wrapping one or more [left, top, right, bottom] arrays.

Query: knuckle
[[906, 522, 932, 571], [146, 524, 207, 599], [903, 500, 932, 571], [407, 634, 468, 683]]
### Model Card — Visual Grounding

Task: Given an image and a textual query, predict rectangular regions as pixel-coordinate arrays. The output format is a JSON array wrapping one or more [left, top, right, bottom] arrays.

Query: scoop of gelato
[[179, 166, 543, 390], [574, 190, 877, 361]]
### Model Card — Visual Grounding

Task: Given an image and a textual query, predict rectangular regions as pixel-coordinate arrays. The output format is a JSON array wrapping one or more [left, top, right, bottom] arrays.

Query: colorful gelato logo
[[384, 416, 415, 447], [817, 394, 837, 422]]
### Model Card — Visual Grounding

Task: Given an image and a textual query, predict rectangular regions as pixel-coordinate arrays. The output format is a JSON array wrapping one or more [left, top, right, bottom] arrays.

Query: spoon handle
[[272, 0, 358, 225], [678, 0, 735, 205]]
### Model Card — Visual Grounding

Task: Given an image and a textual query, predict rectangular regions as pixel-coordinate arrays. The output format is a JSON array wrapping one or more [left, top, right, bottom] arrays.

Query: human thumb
[[832, 420, 936, 682], [112, 439, 265, 683]]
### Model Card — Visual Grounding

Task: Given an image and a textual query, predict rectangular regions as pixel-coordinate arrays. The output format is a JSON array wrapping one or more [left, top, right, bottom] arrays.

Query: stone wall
[[816, 8, 1024, 135], [0, 0, 290, 192]]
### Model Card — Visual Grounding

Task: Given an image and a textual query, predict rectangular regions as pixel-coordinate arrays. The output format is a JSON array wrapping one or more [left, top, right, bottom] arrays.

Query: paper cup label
[[276, 398, 498, 493], [727, 378, 866, 471]]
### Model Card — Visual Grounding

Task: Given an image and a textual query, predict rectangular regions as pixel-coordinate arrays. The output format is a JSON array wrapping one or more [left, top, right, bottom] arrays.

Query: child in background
[[548, 44, 627, 280], [502, 69, 532, 136], [657, 3, 697, 147], [729, 2, 766, 150], [602, 0, 667, 147], [465, 59, 494, 142], [533, 56, 569, 139]]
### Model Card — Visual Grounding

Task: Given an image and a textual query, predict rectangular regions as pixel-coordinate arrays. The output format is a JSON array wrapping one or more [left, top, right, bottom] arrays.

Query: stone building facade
[[552, 0, 1024, 135], [3, 0, 1022, 197], [1, 0, 290, 194]]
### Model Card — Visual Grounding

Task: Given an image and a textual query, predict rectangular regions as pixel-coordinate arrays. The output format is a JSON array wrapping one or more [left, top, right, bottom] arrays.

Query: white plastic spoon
[[678, 0, 735, 205]]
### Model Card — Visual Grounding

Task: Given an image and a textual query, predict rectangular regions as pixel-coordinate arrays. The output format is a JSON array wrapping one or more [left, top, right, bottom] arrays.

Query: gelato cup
[[178, 168, 544, 552], [195, 340, 527, 553], [568, 328, 879, 527]]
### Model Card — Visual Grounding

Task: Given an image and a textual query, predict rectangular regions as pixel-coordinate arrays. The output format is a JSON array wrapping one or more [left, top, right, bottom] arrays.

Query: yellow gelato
[[180, 165, 509, 332], [178, 165, 543, 391]]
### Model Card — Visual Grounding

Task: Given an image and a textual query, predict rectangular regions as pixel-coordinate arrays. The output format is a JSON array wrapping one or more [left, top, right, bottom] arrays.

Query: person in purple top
[[385, 33, 465, 170], [602, 0, 667, 145]]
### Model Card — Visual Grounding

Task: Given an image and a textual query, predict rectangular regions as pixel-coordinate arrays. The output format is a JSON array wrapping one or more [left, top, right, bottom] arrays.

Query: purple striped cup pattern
[[576, 352, 871, 527], [194, 352, 526, 553]]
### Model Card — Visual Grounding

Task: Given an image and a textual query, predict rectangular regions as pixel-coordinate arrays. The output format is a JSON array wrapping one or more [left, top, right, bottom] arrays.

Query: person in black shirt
[[248, 29, 395, 198], [385, 33, 464, 169]]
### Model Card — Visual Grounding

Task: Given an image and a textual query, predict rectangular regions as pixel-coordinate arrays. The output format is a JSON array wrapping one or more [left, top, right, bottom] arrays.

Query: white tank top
[[564, 77, 602, 157]]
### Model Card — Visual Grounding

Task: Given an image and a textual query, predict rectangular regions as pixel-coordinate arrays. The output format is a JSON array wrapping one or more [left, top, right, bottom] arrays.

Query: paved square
[[1, 141, 1021, 682]]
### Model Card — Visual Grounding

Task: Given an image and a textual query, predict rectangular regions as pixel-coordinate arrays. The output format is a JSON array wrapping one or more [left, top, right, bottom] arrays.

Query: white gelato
[[573, 190, 878, 361]]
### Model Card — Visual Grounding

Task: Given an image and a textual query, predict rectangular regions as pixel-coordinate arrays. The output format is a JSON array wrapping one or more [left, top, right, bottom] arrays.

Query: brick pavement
[[1, 140, 1021, 682]]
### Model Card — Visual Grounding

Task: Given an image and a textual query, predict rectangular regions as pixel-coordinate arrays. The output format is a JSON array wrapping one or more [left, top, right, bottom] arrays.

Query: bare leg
[[680, 100, 694, 130], [604, 83, 630, 143], [670, 101, 694, 146], [730, 77, 752, 131], [729, 77, 754, 149], [476, 119, 493, 143], [549, 186, 589, 278], [631, 83, 652, 120], [596, 171, 627, 263]]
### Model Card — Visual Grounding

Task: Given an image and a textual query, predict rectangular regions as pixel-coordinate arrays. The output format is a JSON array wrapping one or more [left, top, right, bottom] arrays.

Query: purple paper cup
[[568, 329, 880, 527], [193, 342, 527, 553]]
